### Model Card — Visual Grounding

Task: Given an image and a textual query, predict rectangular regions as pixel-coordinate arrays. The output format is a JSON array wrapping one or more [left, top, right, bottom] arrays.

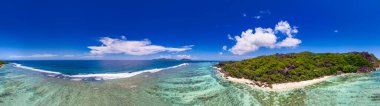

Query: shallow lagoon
[[0, 62, 379, 106]]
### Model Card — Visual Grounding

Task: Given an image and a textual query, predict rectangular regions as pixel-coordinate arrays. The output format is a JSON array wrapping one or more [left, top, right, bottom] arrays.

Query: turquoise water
[[0, 61, 379, 105], [8, 60, 191, 80], [8, 60, 189, 75]]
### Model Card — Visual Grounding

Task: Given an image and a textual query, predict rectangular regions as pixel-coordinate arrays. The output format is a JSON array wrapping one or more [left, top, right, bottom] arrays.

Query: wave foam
[[13, 63, 62, 75], [12, 63, 189, 81]]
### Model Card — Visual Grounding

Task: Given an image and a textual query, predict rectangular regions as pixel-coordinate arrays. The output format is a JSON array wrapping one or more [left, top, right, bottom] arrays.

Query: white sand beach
[[214, 67, 342, 92]]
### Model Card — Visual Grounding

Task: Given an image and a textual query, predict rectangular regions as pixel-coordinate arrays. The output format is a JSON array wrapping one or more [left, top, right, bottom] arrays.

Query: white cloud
[[121, 36, 126, 39], [229, 28, 277, 55], [176, 55, 191, 59], [219, 52, 223, 55], [9, 54, 58, 58], [227, 34, 234, 40], [159, 54, 192, 59], [81, 55, 103, 58], [253, 16, 262, 19], [222, 45, 227, 51], [334, 30, 338, 33], [88, 37, 192, 55], [242, 13, 247, 17], [229, 21, 302, 55], [275, 21, 298, 37], [63, 55, 75, 57], [274, 21, 301, 48], [275, 37, 301, 48], [182, 45, 194, 48]]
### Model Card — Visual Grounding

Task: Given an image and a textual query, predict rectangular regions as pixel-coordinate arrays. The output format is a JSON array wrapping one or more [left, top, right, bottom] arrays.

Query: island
[[180, 58, 192, 61], [152, 58, 178, 61], [152, 58, 192, 61], [0, 60, 6, 68], [215, 52, 380, 91]]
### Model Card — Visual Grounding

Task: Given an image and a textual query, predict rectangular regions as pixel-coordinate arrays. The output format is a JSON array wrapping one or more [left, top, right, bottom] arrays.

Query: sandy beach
[[214, 67, 342, 92]]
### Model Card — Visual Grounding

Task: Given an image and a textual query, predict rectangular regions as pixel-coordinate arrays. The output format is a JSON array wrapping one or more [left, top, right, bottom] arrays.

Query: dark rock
[[280, 65, 296, 75], [275, 53, 289, 58], [357, 67, 375, 73], [323, 61, 335, 67], [180, 58, 191, 61], [336, 71, 344, 75], [267, 84, 273, 88], [224, 75, 229, 77], [352, 52, 380, 67]]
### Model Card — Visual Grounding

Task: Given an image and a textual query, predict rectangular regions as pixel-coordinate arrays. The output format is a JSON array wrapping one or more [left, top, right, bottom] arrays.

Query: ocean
[[0, 60, 379, 105]]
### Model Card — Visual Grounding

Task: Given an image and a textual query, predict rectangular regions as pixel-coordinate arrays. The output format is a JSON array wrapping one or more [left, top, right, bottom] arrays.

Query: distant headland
[[0, 60, 7, 68], [215, 52, 380, 91], [152, 58, 192, 61]]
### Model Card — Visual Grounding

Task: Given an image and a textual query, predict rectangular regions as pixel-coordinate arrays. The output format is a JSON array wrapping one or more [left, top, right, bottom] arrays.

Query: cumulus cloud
[[88, 37, 192, 55], [242, 13, 247, 17], [222, 45, 227, 51], [219, 52, 223, 55], [121, 36, 126, 39], [229, 28, 277, 55], [159, 54, 192, 59], [81, 55, 104, 58], [253, 16, 262, 19], [227, 34, 234, 40], [275, 21, 298, 37], [63, 55, 75, 57], [9, 54, 58, 58], [159, 55, 173, 59], [229, 21, 302, 55], [176, 55, 192, 59], [275, 37, 302, 47]]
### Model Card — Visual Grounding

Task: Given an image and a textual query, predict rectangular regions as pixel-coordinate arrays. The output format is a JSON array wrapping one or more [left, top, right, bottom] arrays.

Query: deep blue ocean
[[8, 60, 191, 75], [6, 60, 210, 80]]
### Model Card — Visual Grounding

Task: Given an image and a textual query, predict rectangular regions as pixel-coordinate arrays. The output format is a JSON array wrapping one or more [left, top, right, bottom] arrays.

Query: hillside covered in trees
[[0, 61, 6, 65], [0, 61, 6, 68], [216, 52, 380, 85]]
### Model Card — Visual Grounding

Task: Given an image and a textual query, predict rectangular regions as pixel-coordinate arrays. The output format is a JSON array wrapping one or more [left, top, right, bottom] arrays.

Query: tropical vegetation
[[216, 52, 380, 85], [0, 61, 6, 65]]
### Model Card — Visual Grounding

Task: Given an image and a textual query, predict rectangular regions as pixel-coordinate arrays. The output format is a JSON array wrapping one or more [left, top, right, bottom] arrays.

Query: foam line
[[12, 63, 189, 80], [13, 63, 62, 75]]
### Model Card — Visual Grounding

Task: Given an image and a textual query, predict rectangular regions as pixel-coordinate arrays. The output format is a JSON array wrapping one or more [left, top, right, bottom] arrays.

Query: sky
[[0, 0, 380, 60]]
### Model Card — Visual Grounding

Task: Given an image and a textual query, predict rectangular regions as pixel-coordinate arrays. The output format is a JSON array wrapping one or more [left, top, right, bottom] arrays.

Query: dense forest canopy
[[216, 52, 380, 85], [0, 61, 6, 65]]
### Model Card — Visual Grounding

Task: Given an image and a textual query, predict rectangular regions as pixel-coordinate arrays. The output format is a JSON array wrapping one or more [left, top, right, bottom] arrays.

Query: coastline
[[213, 67, 349, 92], [12, 62, 189, 81]]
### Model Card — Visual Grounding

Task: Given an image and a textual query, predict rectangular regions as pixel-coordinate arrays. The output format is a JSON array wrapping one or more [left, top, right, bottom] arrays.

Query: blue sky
[[0, 0, 380, 60]]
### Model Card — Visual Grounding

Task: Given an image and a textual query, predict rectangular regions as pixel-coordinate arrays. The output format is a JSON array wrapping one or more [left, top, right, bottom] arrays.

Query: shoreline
[[213, 67, 349, 92], [11, 63, 189, 81]]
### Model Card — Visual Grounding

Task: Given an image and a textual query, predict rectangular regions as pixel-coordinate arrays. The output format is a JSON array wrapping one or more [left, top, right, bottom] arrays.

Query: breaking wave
[[12, 63, 189, 81]]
